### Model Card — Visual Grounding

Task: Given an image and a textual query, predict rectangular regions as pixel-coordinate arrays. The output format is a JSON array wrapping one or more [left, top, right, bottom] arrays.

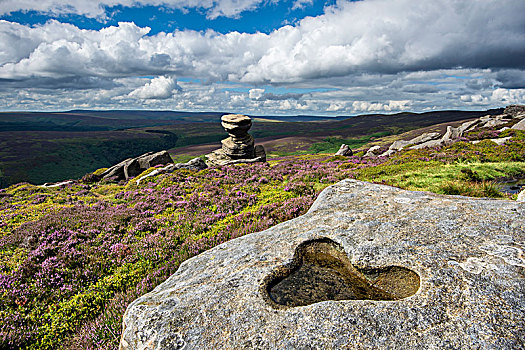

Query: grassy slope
[[1, 133, 524, 349], [0, 121, 523, 349]]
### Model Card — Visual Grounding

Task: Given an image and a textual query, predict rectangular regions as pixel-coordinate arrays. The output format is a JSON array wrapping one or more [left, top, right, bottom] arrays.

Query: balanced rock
[[120, 179, 525, 349], [334, 144, 353, 156], [206, 114, 266, 166]]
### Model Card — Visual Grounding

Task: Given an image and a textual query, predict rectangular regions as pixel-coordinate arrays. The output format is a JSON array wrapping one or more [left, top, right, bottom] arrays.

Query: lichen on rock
[[120, 180, 525, 349]]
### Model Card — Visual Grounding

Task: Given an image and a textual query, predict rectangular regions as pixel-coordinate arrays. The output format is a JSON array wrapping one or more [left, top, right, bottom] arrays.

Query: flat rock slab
[[120, 180, 525, 350]]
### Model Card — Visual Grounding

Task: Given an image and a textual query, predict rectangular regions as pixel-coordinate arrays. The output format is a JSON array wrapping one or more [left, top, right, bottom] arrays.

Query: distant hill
[[0, 108, 504, 188]]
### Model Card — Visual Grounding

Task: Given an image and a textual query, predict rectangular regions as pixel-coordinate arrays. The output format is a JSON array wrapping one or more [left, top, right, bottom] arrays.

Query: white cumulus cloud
[[0, 0, 524, 113], [129, 76, 179, 99]]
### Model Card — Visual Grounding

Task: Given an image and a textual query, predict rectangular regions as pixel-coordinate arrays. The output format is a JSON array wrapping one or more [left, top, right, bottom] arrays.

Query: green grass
[[353, 161, 524, 198], [308, 132, 392, 154]]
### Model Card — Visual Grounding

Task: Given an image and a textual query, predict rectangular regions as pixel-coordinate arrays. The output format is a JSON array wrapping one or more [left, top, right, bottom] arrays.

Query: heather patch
[[0, 131, 524, 349]]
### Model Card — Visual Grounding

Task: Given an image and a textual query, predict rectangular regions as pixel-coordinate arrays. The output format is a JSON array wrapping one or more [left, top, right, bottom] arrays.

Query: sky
[[0, 0, 524, 115]]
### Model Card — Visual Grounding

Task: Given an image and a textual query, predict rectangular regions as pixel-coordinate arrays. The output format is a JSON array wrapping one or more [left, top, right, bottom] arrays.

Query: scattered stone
[[480, 116, 511, 128], [388, 140, 411, 151], [101, 151, 173, 182], [379, 149, 396, 157], [511, 118, 525, 131], [364, 145, 381, 157], [409, 138, 444, 150], [407, 132, 441, 145], [120, 180, 525, 349], [39, 180, 74, 188], [206, 114, 266, 166], [174, 157, 208, 171], [457, 119, 480, 134], [387, 132, 442, 154], [334, 144, 353, 156], [441, 125, 463, 144], [471, 137, 512, 146]]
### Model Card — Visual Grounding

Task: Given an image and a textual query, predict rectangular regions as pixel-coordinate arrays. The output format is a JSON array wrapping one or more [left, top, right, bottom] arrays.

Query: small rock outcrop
[[364, 145, 381, 157], [504, 105, 525, 118], [334, 144, 353, 156], [206, 114, 266, 166], [373, 105, 525, 157], [120, 180, 525, 349], [100, 150, 173, 181]]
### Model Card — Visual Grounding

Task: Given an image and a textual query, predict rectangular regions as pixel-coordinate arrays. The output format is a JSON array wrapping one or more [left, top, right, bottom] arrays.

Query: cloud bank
[[1, 0, 524, 114]]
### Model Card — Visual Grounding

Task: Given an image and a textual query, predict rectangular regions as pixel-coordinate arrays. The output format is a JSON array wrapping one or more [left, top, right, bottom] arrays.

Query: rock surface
[[518, 189, 525, 202], [364, 145, 381, 157], [334, 144, 353, 156], [101, 151, 173, 181], [512, 118, 525, 131], [206, 114, 266, 166], [504, 105, 525, 118], [120, 180, 525, 350], [373, 105, 525, 157], [39, 180, 74, 188]]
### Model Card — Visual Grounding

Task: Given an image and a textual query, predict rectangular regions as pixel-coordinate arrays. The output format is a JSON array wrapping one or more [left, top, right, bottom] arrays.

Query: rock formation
[[375, 105, 525, 157], [364, 145, 381, 157], [100, 150, 173, 182], [504, 104, 525, 118], [206, 114, 266, 166], [334, 144, 353, 156], [120, 180, 525, 349]]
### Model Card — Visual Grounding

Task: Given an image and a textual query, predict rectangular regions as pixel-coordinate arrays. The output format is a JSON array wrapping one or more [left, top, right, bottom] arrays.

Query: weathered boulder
[[512, 118, 525, 131], [388, 140, 411, 151], [364, 145, 381, 157], [174, 157, 208, 171], [334, 144, 353, 156], [471, 136, 512, 146], [206, 114, 266, 166], [120, 180, 525, 350], [101, 151, 173, 181], [407, 132, 441, 145]]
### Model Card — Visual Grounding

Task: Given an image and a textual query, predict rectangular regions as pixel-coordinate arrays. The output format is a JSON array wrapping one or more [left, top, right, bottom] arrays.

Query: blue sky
[[3, 1, 336, 34], [0, 0, 524, 115]]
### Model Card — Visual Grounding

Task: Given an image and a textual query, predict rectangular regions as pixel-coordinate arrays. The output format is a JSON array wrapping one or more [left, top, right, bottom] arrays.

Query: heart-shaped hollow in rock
[[263, 238, 420, 308]]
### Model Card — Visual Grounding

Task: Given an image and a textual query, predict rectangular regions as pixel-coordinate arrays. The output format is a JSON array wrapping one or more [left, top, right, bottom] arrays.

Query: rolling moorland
[[0, 109, 524, 349], [0, 109, 501, 188]]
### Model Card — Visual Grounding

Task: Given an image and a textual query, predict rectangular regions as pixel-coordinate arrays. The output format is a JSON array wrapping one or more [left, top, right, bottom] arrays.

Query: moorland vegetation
[[0, 109, 500, 188], [0, 119, 524, 349]]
